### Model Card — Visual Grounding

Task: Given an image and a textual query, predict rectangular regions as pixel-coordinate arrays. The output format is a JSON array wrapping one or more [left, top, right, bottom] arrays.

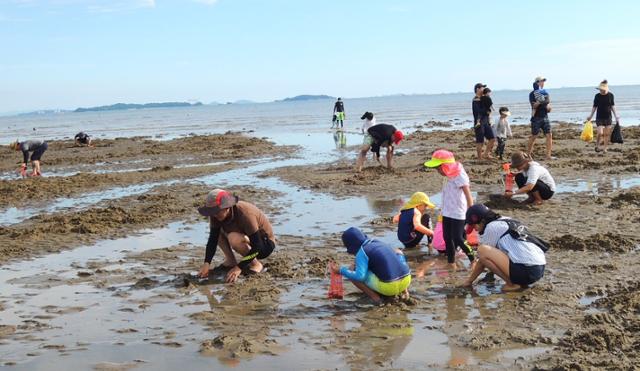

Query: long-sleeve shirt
[[340, 239, 410, 282], [494, 118, 512, 138]]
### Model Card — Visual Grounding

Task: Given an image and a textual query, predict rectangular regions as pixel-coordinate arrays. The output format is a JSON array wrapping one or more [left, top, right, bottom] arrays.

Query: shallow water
[[0, 127, 558, 369]]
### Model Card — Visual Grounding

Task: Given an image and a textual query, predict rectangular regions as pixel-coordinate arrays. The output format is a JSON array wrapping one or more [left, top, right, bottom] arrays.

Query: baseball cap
[[465, 204, 490, 225], [474, 83, 487, 91], [534, 76, 547, 83], [197, 189, 238, 216]]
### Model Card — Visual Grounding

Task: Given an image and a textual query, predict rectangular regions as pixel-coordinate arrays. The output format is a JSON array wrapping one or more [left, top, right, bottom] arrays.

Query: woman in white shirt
[[462, 204, 546, 292]]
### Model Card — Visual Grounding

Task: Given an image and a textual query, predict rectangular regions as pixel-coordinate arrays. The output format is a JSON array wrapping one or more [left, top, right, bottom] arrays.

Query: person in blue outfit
[[330, 227, 412, 303]]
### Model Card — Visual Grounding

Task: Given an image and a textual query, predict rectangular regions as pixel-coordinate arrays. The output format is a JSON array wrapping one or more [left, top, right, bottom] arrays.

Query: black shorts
[[595, 118, 612, 127], [30, 142, 48, 162], [474, 117, 495, 143], [531, 117, 551, 135], [515, 173, 554, 200], [509, 261, 545, 286], [257, 234, 276, 260]]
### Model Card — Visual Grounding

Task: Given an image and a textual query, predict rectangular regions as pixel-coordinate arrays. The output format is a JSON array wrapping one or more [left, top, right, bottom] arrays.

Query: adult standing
[[527, 76, 553, 160], [355, 123, 404, 172], [504, 151, 556, 205], [586, 80, 620, 153], [333, 97, 345, 129], [472, 83, 495, 159], [197, 189, 276, 283]]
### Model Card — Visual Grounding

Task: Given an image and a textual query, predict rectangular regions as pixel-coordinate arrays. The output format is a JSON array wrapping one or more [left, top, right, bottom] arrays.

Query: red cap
[[392, 130, 404, 144]]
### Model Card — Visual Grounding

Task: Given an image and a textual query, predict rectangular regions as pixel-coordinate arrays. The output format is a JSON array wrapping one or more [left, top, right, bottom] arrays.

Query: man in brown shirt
[[197, 189, 276, 283]]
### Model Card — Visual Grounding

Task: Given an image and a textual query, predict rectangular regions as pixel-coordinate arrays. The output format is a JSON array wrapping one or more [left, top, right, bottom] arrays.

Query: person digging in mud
[[355, 123, 404, 172], [461, 204, 546, 292], [329, 227, 411, 304], [197, 189, 276, 283], [10, 139, 48, 177], [504, 151, 555, 205], [393, 192, 436, 252], [74, 131, 93, 147]]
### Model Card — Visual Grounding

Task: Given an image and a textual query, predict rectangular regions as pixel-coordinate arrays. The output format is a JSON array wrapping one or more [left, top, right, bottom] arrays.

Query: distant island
[[74, 102, 203, 113], [278, 95, 335, 102]]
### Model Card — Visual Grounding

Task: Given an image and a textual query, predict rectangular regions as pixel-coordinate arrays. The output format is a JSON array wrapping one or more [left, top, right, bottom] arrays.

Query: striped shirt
[[480, 218, 546, 266]]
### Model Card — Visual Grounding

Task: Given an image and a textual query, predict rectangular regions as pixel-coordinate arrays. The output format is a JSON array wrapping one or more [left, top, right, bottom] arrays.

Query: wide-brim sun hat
[[197, 189, 238, 216], [597, 80, 608, 90], [424, 149, 456, 168], [510, 151, 531, 169], [401, 192, 436, 210]]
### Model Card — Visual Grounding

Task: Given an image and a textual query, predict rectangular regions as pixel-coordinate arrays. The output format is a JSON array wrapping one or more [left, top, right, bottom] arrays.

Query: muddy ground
[[1, 126, 640, 370], [265, 123, 640, 199], [259, 123, 640, 369], [0, 132, 296, 207]]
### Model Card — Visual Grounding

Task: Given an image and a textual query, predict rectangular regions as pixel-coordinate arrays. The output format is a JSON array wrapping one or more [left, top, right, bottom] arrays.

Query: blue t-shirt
[[340, 239, 410, 282]]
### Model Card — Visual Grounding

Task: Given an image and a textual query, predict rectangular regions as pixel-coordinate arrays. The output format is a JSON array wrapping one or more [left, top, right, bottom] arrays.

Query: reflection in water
[[329, 310, 414, 368], [332, 130, 347, 149], [367, 197, 405, 214]]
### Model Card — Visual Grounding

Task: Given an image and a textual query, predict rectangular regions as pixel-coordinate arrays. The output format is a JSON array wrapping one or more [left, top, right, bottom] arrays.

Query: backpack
[[496, 218, 550, 253]]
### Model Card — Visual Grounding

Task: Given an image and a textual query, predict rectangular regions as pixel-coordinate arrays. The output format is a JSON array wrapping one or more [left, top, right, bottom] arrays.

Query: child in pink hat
[[424, 150, 476, 268]]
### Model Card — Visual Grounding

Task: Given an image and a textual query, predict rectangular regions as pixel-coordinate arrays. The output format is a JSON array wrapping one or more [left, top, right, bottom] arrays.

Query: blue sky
[[1, 0, 639, 112]]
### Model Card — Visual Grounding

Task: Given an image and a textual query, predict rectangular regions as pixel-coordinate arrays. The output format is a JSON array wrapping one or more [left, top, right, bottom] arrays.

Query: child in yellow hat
[[393, 192, 436, 251]]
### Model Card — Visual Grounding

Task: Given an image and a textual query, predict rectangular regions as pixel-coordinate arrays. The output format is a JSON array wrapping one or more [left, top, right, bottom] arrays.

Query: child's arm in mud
[[412, 209, 433, 236], [339, 249, 368, 282]]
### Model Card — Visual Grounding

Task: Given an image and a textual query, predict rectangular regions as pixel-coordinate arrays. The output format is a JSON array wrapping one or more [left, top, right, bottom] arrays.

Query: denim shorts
[[531, 117, 551, 135]]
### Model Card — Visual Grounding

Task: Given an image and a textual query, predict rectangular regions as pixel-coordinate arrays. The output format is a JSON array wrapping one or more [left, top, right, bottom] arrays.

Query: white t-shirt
[[441, 165, 470, 220], [525, 162, 556, 192], [480, 218, 546, 266], [362, 117, 377, 133]]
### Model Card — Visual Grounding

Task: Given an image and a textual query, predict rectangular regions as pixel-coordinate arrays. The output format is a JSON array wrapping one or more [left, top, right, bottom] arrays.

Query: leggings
[[442, 216, 475, 264]]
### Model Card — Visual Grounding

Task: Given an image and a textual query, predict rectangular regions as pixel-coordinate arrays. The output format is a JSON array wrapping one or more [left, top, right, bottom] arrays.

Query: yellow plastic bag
[[581, 121, 593, 142]]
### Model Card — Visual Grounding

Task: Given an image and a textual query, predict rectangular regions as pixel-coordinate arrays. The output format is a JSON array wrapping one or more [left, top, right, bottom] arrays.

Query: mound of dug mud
[[549, 233, 637, 253], [610, 187, 640, 208], [538, 280, 640, 370]]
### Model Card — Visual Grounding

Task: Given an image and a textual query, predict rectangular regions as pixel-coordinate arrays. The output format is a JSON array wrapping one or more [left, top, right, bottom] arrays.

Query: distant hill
[[74, 102, 203, 113], [278, 95, 335, 102]]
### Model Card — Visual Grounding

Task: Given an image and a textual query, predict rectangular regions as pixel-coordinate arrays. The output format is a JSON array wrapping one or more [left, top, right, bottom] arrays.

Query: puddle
[[0, 129, 560, 369], [555, 176, 640, 195]]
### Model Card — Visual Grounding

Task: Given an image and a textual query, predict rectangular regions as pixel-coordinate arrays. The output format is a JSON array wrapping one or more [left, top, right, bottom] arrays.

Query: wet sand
[[1, 125, 640, 369]]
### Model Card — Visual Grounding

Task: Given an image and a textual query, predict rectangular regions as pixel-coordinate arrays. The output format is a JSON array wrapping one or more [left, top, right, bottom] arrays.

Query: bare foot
[[248, 259, 264, 274], [461, 279, 473, 288], [501, 283, 524, 292], [415, 261, 435, 279]]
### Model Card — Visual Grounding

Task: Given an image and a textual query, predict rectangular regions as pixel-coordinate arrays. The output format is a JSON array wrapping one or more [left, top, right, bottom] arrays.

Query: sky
[[1, 0, 640, 113]]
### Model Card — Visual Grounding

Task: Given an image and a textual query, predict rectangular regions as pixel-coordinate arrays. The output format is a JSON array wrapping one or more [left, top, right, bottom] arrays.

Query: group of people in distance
[[8, 132, 92, 177]]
